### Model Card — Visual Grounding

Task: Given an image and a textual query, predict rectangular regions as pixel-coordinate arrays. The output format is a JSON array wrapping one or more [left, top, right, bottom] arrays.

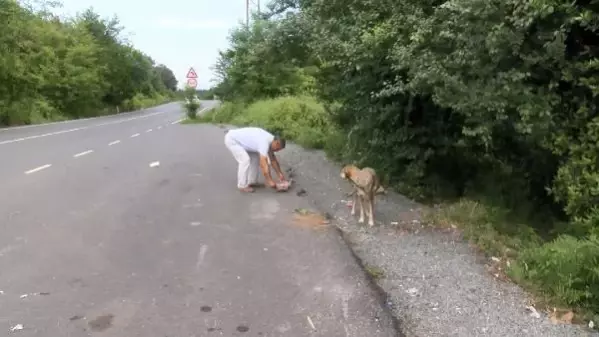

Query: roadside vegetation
[[0, 0, 179, 127], [182, 87, 202, 120], [191, 0, 599, 325]]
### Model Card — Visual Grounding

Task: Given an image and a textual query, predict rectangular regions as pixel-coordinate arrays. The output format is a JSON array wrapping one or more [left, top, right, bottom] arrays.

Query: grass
[[423, 199, 543, 260], [187, 94, 599, 329]]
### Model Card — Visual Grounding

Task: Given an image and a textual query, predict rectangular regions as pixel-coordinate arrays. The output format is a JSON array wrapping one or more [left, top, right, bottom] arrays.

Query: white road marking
[[108, 140, 120, 146], [0, 244, 18, 257], [156, 126, 162, 130], [0, 127, 84, 145], [190, 222, 201, 226], [196, 244, 208, 270], [149, 161, 160, 168], [25, 164, 51, 174], [171, 107, 212, 125], [73, 150, 93, 158], [94, 111, 164, 127], [10, 324, 24, 332], [146, 129, 153, 132], [130, 133, 140, 138], [182, 200, 203, 208], [0, 111, 165, 146]]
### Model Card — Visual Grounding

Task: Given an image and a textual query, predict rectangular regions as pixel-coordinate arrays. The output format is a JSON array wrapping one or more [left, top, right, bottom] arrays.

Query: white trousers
[[224, 132, 260, 188]]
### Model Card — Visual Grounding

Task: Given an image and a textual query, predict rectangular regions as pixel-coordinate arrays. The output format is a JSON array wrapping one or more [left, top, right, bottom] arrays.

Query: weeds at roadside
[[364, 264, 385, 280]]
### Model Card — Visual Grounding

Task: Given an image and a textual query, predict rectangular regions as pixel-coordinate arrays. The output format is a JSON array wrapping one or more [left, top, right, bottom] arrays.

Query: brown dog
[[340, 164, 381, 227]]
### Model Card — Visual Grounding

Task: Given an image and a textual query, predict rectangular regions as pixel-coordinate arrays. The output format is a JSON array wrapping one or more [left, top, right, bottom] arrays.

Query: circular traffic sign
[[187, 78, 197, 88]]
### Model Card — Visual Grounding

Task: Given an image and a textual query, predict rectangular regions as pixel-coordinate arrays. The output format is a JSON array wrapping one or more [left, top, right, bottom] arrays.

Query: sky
[[52, 0, 254, 89]]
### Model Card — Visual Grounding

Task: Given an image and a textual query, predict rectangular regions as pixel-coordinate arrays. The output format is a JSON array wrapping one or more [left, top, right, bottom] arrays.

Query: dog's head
[[340, 164, 358, 180]]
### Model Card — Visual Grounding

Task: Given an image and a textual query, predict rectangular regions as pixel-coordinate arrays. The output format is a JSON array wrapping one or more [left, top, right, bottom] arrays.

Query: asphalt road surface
[[0, 102, 398, 336]]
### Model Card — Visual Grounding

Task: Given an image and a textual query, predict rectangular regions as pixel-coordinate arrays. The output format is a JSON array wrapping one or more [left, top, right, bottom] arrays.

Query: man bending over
[[224, 127, 287, 193]]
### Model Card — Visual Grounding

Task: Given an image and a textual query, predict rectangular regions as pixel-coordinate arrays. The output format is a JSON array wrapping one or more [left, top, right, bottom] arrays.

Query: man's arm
[[259, 155, 276, 188], [269, 152, 285, 181]]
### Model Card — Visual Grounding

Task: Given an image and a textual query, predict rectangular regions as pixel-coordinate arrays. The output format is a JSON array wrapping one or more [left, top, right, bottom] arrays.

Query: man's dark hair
[[274, 135, 286, 149]]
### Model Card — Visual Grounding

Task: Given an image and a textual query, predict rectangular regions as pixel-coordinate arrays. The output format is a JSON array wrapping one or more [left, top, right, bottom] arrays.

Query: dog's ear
[[340, 165, 349, 179]]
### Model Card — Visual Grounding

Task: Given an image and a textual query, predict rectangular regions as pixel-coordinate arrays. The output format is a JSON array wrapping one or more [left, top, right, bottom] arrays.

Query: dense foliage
[[0, 0, 178, 126], [207, 0, 599, 319]]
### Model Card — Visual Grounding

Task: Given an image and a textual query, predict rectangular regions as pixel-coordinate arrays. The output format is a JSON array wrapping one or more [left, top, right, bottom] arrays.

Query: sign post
[[186, 67, 198, 89]]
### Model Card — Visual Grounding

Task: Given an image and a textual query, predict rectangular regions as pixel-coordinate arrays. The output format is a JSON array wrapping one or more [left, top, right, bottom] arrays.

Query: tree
[[0, 1, 178, 126], [155, 64, 178, 91]]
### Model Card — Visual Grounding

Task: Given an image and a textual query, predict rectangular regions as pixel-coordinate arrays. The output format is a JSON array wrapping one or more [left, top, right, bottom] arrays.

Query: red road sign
[[186, 67, 198, 79], [187, 78, 198, 88]]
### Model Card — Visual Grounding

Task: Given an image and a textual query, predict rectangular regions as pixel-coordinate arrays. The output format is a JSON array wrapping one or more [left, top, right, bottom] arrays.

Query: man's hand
[[269, 153, 286, 182], [266, 179, 277, 189], [260, 155, 277, 188]]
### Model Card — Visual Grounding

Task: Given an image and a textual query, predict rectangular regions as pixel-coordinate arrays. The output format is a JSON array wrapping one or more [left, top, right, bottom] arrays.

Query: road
[[0, 101, 398, 336]]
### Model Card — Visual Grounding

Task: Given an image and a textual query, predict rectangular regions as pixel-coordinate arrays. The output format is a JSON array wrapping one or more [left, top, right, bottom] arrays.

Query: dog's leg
[[358, 195, 365, 223], [351, 190, 357, 216], [367, 195, 375, 227]]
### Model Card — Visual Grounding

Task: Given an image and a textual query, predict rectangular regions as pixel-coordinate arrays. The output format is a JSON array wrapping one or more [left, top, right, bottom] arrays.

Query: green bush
[[184, 100, 201, 119], [510, 234, 599, 315], [198, 101, 246, 123], [0, 97, 62, 126], [202, 96, 337, 150], [234, 96, 333, 148]]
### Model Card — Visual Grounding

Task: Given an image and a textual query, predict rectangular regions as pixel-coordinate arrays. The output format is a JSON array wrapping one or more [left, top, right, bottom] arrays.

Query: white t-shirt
[[227, 127, 275, 158]]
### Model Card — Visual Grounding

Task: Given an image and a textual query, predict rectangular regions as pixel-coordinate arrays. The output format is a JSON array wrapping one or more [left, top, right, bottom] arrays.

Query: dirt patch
[[291, 208, 330, 230], [88, 314, 114, 332]]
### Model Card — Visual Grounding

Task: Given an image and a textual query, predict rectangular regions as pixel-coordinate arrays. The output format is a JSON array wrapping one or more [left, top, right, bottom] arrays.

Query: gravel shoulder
[[276, 142, 599, 337]]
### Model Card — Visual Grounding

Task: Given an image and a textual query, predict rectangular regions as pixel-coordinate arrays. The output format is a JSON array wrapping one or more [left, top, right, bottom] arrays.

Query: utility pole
[[245, 0, 249, 27], [245, 0, 260, 28]]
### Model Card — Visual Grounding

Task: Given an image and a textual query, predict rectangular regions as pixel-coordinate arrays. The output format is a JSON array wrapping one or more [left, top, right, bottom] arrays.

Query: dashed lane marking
[[108, 140, 120, 146], [25, 164, 51, 175], [130, 133, 140, 138], [73, 150, 93, 158]]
